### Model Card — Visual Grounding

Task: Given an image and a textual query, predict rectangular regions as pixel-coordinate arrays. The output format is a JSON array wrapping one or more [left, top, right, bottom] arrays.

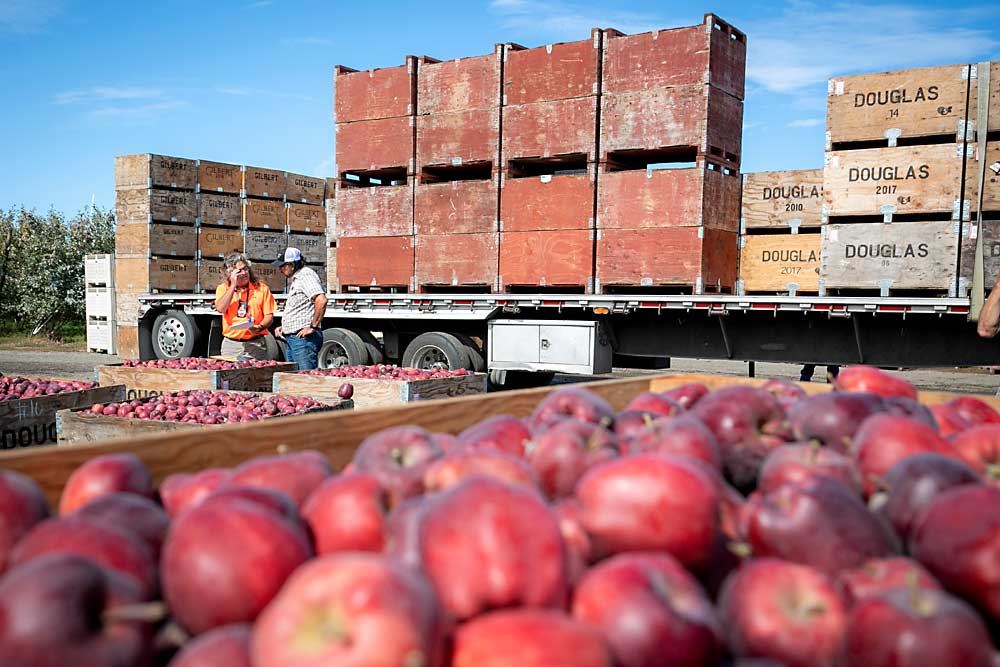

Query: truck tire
[[402, 332, 469, 371], [453, 333, 486, 372], [318, 328, 370, 368], [152, 310, 200, 360], [356, 330, 384, 365]]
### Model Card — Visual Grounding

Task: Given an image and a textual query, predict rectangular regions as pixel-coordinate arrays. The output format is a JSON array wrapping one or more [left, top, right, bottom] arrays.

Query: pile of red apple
[[0, 374, 96, 402], [0, 365, 998, 666], [85, 390, 332, 424], [121, 358, 286, 370], [304, 363, 470, 380]]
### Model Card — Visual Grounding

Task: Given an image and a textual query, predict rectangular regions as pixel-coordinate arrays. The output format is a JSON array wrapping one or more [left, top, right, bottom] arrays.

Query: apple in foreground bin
[[851, 414, 961, 496], [159, 468, 232, 518], [302, 473, 389, 554], [623, 391, 683, 418], [0, 470, 50, 574], [72, 492, 170, 557], [423, 448, 538, 493], [949, 423, 1000, 480], [877, 453, 981, 540], [835, 557, 941, 606], [621, 414, 722, 470], [251, 553, 444, 667], [531, 385, 615, 429], [351, 425, 445, 507], [660, 382, 709, 410], [228, 450, 332, 507], [787, 391, 885, 454], [528, 419, 618, 499], [58, 452, 154, 516], [948, 395, 1000, 425], [834, 365, 918, 399], [757, 442, 862, 495], [456, 414, 533, 457], [168, 624, 251, 667]]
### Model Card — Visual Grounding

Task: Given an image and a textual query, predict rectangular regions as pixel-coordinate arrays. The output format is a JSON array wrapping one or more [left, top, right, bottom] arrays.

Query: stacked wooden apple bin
[[334, 14, 746, 295]]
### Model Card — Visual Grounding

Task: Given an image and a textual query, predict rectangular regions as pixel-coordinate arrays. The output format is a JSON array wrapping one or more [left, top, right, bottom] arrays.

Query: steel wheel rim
[[320, 342, 350, 368], [412, 345, 448, 370], [157, 317, 186, 358]]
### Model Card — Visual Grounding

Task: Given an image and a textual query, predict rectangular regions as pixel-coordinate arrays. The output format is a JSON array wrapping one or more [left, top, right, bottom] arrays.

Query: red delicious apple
[[530, 386, 615, 429], [852, 414, 961, 496], [553, 499, 592, 585], [762, 377, 809, 410], [836, 557, 941, 606], [928, 403, 973, 437], [880, 396, 939, 430], [757, 443, 863, 495], [301, 473, 389, 554], [453, 608, 612, 667], [416, 477, 568, 619], [251, 553, 444, 667], [572, 552, 721, 667], [528, 420, 618, 499], [73, 492, 170, 557], [456, 415, 533, 457], [0, 554, 152, 667], [168, 624, 251, 667], [950, 424, 1000, 481], [909, 484, 1000, 619], [575, 453, 720, 570], [691, 386, 792, 491], [423, 449, 538, 493], [877, 453, 980, 540], [740, 476, 897, 575], [612, 409, 664, 438], [0, 469, 49, 574], [949, 396, 1000, 425], [661, 383, 710, 410], [159, 468, 232, 518], [160, 493, 313, 634], [718, 558, 848, 667], [383, 495, 438, 572], [835, 366, 918, 399], [9, 516, 158, 598], [787, 392, 885, 454], [59, 453, 154, 515], [337, 382, 354, 400], [621, 414, 723, 470], [204, 485, 301, 524], [624, 391, 682, 418], [842, 586, 993, 667], [351, 426, 445, 506], [228, 450, 332, 507]]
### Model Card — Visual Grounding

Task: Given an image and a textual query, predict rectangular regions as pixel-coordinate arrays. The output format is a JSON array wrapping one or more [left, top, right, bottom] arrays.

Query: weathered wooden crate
[[741, 169, 824, 231], [116, 324, 140, 361], [417, 49, 502, 114], [415, 232, 498, 290], [602, 14, 746, 99], [823, 144, 969, 221], [285, 172, 326, 205], [826, 64, 973, 148], [287, 202, 326, 233], [335, 180, 414, 237], [498, 229, 593, 290], [0, 384, 125, 449], [600, 85, 743, 166], [327, 244, 338, 291], [499, 167, 596, 232], [596, 160, 741, 232], [95, 362, 299, 401], [967, 140, 999, 213], [3, 373, 995, 507], [305, 264, 326, 289], [273, 371, 485, 409], [115, 154, 196, 191], [975, 61, 999, 136], [196, 160, 242, 194], [414, 176, 499, 235], [116, 223, 198, 258], [337, 236, 414, 289], [325, 191, 337, 240], [114, 257, 198, 293], [416, 108, 500, 168], [256, 264, 286, 295], [197, 193, 242, 227], [820, 221, 961, 294], [197, 259, 224, 294], [500, 97, 599, 165], [242, 166, 286, 200], [502, 31, 600, 105], [958, 218, 1000, 293], [57, 392, 349, 445], [244, 229, 287, 261], [287, 232, 327, 263], [198, 227, 244, 260], [116, 189, 197, 224], [738, 232, 821, 294], [336, 116, 416, 174], [243, 198, 285, 230], [335, 57, 416, 123], [595, 227, 737, 293]]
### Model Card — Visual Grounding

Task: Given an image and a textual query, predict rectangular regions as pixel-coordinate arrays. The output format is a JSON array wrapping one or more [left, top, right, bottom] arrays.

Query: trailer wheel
[[453, 333, 486, 372], [356, 330, 384, 365], [151, 310, 200, 360], [318, 328, 370, 368], [402, 332, 469, 371]]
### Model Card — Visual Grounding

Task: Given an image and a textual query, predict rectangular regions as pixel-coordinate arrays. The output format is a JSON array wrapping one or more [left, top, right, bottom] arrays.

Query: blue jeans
[[284, 330, 324, 370]]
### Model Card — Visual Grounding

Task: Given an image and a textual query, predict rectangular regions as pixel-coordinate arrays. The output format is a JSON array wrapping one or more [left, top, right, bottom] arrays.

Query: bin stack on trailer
[[960, 62, 1000, 291]]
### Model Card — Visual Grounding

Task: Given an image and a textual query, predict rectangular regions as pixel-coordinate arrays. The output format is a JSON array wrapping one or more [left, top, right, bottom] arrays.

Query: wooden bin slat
[[96, 363, 298, 400], [502, 32, 600, 106], [116, 189, 197, 224], [336, 180, 414, 238], [197, 193, 242, 227], [116, 223, 198, 258], [273, 372, 485, 409], [196, 161, 242, 195], [741, 169, 823, 230], [739, 233, 821, 293], [115, 154, 196, 190], [415, 178, 498, 235], [0, 385, 125, 449]]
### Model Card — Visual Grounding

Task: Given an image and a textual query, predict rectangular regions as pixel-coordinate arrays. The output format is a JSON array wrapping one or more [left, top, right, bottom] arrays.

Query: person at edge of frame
[[214, 252, 280, 360], [799, 363, 841, 383], [273, 247, 327, 371]]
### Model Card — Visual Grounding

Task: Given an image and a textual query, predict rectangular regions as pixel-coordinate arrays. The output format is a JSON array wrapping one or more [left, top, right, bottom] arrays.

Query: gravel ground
[[1, 349, 997, 396]]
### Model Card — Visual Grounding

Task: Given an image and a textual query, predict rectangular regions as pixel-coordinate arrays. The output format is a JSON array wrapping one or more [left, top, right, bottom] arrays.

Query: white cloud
[[488, 0, 661, 41], [742, 2, 1000, 94], [0, 0, 61, 33], [55, 87, 163, 105], [90, 100, 190, 120], [787, 118, 824, 128], [214, 85, 313, 102], [280, 36, 333, 47], [312, 157, 334, 177], [246, 0, 271, 8]]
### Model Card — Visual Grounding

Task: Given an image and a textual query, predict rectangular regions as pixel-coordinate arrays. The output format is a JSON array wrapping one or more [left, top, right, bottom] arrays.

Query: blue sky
[[0, 0, 998, 215]]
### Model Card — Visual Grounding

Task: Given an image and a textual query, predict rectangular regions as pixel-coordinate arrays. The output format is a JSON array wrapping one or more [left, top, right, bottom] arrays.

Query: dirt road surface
[[1, 350, 997, 396]]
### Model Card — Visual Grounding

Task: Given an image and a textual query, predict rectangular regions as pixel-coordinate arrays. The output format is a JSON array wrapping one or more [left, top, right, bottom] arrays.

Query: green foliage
[[0, 205, 114, 339]]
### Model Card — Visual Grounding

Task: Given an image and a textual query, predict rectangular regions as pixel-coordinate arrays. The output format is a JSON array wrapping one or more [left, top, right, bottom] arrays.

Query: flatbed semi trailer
[[129, 291, 997, 386]]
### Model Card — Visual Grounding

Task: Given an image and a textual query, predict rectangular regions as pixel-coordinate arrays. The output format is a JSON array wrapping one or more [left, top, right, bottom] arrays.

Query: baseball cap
[[272, 247, 302, 266]]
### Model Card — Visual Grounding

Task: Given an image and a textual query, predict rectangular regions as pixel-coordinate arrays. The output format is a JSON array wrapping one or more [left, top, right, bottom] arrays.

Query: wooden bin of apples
[[55, 389, 352, 444], [95, 358, 298, 400], [0, 366, 998, 666], [0, 373, 125, 448], [272, 364, 487, 408]]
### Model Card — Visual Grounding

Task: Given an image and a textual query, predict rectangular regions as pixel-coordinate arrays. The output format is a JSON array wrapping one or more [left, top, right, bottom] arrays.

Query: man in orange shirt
[[214, 252, 278, 360]]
